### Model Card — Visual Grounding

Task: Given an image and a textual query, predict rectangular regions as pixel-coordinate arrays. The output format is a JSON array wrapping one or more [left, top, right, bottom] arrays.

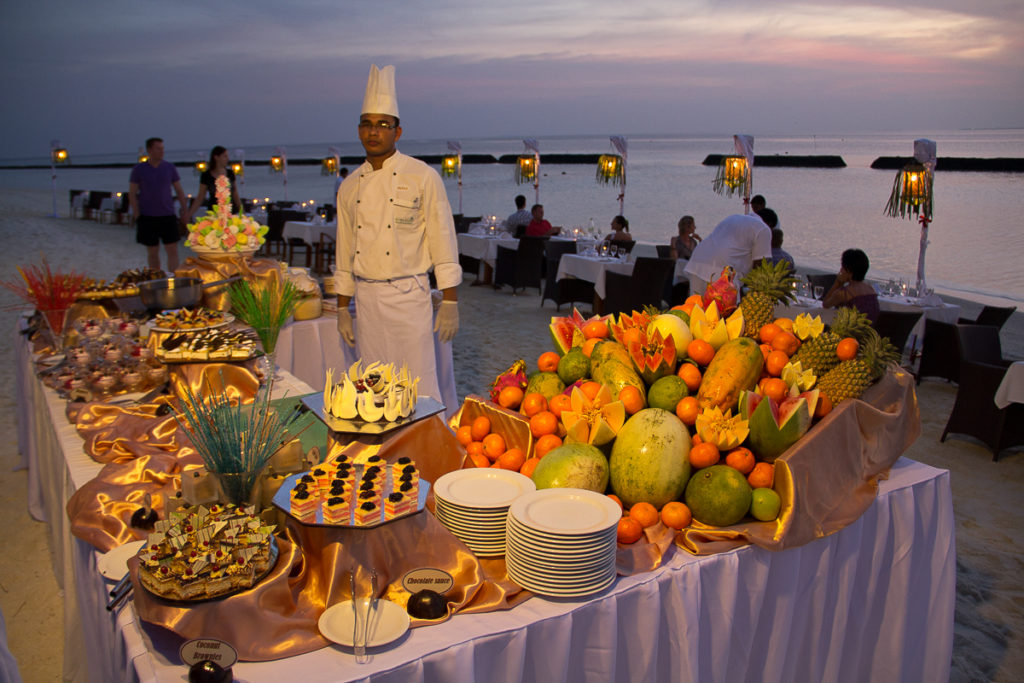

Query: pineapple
[[817, 329, 900, 404], [791, 306, 872, 376], [739, 259, 799, 337]]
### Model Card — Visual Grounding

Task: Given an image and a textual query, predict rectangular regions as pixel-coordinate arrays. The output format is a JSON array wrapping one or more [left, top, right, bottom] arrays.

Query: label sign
[[402, 568, 454, 594], [179, 638, 238, 669]]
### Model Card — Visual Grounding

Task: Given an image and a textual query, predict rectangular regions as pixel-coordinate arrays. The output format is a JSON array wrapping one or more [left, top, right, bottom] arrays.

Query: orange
[[497, 385, 524, 410], [773, 317, 795, 334], [689, 441, 721, 469], [582, 319, 609, 340], [498, 447, 526, 471], [582, 337, 602, 357], [529, 411, 558, 438], [765, 350, 790, 377], [759, 343, 773, 362], [814, 393, 833, 419], [724, 447, 756, 475], [521, 392, 548, 417], [456, 425, 474, 447], [470, 415, 491, 441], [679, 301, 696, 316], [836, 337, 859, 361], [759, 322, 782, 345], [677, 362, 702, 392], [469, 453, 490, 468], [675, 396, 700, 425], [533, 433, 563, 458], [519, 456, 541, 478], [537, 351, 561, 373], [548, 393, 572, 418], [687, 339, 715, 366], [466, 441, 485, 459], [685, 293, 704, 308], [490, 461, 502, 468], [771, 331, 800, 356], [691, 432, 703, 447], [748, 462, 775, 489], [618, 386, 644, 415], [621, 327, 643, 348], [660, 501, 692, 530], [628, 502, 660, 528], [482, 432, 507, 460], [607, 494, 624, 513], [617, 517, 643, 544], [580, 381, 603, 401], [761, 377, 788, 403]]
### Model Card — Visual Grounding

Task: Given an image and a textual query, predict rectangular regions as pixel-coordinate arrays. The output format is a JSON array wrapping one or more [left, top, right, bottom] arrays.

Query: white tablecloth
[[456, 233, 519, 267], [18, 329, 955, 683], [994, 361, 1024, 408], [275, 312, 458, 418], [283, 221, 334, 246], [555, 254, 687, 300]]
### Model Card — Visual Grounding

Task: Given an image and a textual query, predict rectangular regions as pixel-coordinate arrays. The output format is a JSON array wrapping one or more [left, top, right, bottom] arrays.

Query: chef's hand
[[337, 308, 355, 347], [434, 301, 459, 343]]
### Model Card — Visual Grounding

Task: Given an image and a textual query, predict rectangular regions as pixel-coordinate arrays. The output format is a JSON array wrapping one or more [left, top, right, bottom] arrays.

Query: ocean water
[[4, 129, 1023, 304]]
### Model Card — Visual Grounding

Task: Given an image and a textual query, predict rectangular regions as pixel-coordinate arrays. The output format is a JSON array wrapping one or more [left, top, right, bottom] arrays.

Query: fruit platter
[[455, 260, 917, 554]]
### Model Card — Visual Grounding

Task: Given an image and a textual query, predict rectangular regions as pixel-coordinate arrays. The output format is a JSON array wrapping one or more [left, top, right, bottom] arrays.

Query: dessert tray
[[154, 328, 258, 363], [150, 309, 234, 332], [139, 538, 279, 604], [301, 393, 445, 436]]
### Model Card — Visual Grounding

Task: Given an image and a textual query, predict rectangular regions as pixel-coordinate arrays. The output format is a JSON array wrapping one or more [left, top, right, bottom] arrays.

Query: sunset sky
[[1, 0, 1021, 159]]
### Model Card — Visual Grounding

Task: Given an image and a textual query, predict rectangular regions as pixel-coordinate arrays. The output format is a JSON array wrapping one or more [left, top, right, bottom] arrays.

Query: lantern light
[[441, 154, 459, 177], [321, 146, 341, 177], [137, 147, 148, 164], [270, 146, 288, 200], [52, 147, 69, 165], [230, 161, 244, 176], [516, 155, 537, 183], [270, 155, 285, 172], [194, 152, 208, 176], [884, 139, 936, 296], [713, 155, 749, 195], [49, 139, 69, 218]]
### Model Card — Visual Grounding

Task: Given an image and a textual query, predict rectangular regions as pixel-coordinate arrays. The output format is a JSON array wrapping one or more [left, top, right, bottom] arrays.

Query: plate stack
[[433, 469, 536, 557], [505, 488, 621, 597]]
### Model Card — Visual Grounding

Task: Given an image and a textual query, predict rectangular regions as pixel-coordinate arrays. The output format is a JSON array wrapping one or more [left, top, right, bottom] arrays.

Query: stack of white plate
[[505, 488, 621, 598], [433, 468, 536, 557]]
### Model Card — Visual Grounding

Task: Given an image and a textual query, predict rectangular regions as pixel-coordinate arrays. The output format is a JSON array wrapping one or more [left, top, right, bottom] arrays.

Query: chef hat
[[361, 64, 399, 118]]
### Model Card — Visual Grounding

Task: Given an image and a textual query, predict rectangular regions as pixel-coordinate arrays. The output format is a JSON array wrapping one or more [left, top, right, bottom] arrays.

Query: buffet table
[[17, 326, 955, 682]]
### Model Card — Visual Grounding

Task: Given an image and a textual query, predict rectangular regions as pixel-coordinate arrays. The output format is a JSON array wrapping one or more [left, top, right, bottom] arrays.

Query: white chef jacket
[[333, 151, 461, 295], [683, 213, 772, 283]]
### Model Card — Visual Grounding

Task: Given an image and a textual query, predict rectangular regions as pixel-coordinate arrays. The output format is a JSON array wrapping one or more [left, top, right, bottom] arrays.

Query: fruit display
[[467, 298, 909, 545]]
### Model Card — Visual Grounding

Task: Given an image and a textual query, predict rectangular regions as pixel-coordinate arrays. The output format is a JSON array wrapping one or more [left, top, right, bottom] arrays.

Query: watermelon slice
[[739, 389, 812, 462], [549, 308, 611, 354]]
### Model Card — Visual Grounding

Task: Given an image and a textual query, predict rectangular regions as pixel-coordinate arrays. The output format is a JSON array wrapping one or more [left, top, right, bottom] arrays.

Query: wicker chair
[[314, 232, 336, 275], [541, 241, 593, 310], [958, 305, 1017, 331], [916, 319, 962, 384], [494, 236, 547, 294], [603, 257, 675, 316], [940, 324, 1022, 460], [806, 273, 837, 293], [873, 310, 923, 360]]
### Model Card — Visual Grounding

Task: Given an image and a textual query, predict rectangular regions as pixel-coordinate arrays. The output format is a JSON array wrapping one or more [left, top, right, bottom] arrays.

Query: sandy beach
[[0, 187, 1021, 681]]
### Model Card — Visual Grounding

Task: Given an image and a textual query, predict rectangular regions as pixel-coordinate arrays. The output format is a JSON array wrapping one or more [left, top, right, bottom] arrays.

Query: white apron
[[353, 274, 442, 402]]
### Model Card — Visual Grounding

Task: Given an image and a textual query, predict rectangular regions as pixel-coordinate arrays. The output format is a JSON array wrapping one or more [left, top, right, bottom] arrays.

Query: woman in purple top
[[822, 248, 880, 322]]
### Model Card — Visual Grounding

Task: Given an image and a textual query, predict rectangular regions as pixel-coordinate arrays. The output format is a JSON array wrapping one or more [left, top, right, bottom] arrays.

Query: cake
[[157, 329, 255, 362], [152, 307, 227, 330], [185, 176, 267, 253], [137, 503, 276, 601], [323, 360, 419, 423]]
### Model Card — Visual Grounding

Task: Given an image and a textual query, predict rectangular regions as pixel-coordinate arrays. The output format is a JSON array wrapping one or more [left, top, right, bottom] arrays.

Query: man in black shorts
[[129, 137, 188, 271]]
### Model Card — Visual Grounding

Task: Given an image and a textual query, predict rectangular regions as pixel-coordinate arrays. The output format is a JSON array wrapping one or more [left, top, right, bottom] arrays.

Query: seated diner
[[822, 248, 880, 322]]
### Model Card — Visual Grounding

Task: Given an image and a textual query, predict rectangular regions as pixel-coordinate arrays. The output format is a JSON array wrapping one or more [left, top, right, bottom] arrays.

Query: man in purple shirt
[[129, 137, 188, 271]]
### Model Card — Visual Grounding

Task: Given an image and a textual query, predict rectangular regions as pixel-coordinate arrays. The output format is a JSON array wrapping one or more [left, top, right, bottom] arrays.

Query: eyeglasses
[[358, 119, 396, 131]]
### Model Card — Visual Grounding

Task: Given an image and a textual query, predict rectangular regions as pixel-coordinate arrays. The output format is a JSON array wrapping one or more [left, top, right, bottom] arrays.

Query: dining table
[[994, 361, 1024, 408], [283, 220, 334, 248], [16, 318, 955, 683], [555, 253, 688, 300]]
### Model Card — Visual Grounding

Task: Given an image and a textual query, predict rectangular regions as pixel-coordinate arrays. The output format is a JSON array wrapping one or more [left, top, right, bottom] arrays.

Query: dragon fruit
[[703, 266, 739, 316], [489, 359, 528, 402]]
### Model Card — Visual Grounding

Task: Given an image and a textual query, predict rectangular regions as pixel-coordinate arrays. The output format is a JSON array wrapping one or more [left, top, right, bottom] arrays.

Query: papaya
[[589, 340, 631, 373], [591, 358, 646, 404], [696, 336, 764, 413]]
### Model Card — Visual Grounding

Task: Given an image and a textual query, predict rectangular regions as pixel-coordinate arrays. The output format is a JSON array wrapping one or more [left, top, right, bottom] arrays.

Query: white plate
[[318, 598, 409, 648], [97, 540, 146, 580], [434, 469, 535, 509], [507, 515, 618, 545], [506, 554, 615, 587], [509, 489, 621, 536], [507, 563, 617, 597]]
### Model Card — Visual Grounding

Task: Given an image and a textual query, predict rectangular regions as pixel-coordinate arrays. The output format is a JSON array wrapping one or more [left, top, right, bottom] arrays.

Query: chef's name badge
[[179, 638, 238, 668], [403, 567, 453, 594]]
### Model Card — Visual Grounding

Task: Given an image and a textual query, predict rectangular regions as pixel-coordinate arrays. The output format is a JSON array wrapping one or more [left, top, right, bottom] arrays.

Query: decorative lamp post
[[49, 140, 69, 218], [442, 140, 463, 214], [885, 139, 936, 295], [270, 146, 288, 201], [712, 134, 754, 213], [516, 138, 541, 204], [597, 136, 628, 215]]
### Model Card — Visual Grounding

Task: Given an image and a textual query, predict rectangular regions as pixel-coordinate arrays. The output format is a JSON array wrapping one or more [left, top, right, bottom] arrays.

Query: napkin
[[917, 292, 943, 306]]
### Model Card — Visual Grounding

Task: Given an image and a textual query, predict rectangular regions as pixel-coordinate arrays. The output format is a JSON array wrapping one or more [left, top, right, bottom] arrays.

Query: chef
[[334, 64, 461, 403]]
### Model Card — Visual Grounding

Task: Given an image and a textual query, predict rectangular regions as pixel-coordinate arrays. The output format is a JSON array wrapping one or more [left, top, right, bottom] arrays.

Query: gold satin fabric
[[176, 254, 283, 311], [676, 367, 921, 554]]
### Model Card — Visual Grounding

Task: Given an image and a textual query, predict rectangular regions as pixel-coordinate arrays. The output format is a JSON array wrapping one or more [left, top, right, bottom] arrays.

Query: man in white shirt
[[503, 194, 532, 237], [334, 65, 461, 402], [683, 213, 772, 296]]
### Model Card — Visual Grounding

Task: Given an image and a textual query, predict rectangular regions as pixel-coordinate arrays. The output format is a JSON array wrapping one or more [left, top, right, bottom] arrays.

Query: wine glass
[[813, 285, 824, 301]]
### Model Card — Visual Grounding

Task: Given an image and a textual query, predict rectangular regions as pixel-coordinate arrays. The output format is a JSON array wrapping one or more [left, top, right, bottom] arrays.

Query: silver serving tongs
[[351, 570, 368, 663]]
